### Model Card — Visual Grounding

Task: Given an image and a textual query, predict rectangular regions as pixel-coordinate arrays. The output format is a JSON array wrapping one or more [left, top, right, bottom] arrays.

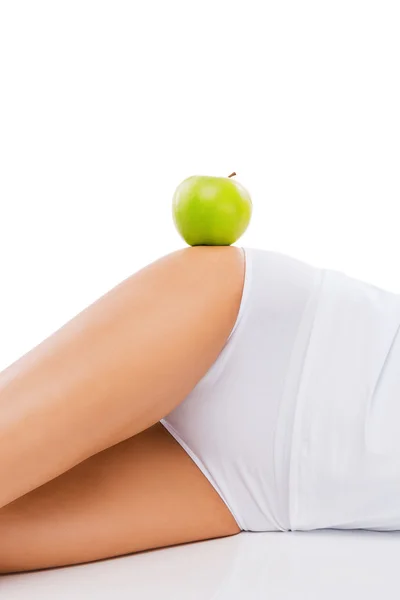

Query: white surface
[[2, 530, 400, 598]]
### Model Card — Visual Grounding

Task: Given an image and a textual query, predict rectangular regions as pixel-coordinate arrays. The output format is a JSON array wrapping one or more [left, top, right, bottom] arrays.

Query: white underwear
[[161, 246, 400, 532]]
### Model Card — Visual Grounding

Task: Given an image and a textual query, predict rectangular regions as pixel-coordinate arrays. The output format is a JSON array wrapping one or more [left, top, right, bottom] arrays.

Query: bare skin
[[0, 245, 245, 573], [0, 423, 241, 573]]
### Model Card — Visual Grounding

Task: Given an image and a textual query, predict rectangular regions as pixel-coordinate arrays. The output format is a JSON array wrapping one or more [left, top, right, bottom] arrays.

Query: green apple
[[172, 172, 252, 246]]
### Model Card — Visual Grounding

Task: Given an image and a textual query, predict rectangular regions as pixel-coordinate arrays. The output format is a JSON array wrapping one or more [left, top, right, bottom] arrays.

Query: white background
[[0, 0, 399, 370], [2, 3, 400, 597]]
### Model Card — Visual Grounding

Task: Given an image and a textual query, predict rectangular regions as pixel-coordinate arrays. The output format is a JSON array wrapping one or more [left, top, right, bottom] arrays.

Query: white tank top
[[284, 264, 400, 531]]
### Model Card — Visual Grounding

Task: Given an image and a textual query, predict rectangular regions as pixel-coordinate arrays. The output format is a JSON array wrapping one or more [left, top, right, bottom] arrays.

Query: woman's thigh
[[0, 245, 245, 509], [0, 422, 241, 574]]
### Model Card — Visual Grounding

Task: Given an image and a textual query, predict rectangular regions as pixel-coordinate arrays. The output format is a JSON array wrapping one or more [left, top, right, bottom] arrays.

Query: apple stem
[[228, 172, 236, 178]]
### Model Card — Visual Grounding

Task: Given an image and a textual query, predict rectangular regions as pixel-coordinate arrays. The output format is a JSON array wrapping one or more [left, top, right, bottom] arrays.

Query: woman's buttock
[[161, 246, 324, 532], [163, 247, 400, 533]]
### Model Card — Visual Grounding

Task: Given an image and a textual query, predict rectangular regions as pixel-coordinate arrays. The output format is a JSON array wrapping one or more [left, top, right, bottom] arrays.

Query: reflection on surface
[[3, 529, 400, 599]]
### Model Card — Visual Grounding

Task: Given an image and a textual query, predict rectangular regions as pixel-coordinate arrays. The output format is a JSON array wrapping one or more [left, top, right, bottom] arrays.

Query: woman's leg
[[0, 245, 245, 509], [0, 421, 241, 574]]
